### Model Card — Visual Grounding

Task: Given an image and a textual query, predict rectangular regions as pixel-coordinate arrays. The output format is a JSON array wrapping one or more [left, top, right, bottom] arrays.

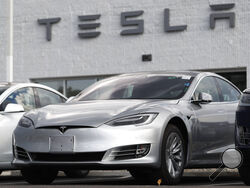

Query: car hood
[[25, 99, 178, 128]]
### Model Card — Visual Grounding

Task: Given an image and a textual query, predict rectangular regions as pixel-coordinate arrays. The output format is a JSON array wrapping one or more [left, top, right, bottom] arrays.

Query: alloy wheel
[[165, 132, 183, 178]]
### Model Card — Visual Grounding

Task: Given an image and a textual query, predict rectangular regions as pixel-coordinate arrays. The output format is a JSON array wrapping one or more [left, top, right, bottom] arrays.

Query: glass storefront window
[[34, 80, 64, 94], [66, 79, 97, 97], [32, 76, 111, 97], [217, 72, 246, 91]]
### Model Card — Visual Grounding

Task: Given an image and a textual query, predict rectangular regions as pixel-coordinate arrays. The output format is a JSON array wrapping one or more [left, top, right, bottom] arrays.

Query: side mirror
[[4, 104, 24, 113], [199, 92, 212, 103], [192, 92, 212, 104], [66, 96, 75, 103]]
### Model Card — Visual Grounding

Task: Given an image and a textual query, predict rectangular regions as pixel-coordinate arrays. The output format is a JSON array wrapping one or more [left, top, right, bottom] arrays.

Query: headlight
[[18, 116, 34, 128], [106, 113, 158, 126]]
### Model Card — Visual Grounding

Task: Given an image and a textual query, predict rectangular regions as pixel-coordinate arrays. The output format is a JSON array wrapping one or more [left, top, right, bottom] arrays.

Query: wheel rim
[[165, 132, 183, 178]]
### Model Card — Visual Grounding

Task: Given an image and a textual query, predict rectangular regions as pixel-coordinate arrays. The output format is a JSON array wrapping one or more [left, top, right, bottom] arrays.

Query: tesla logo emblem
[[59, 126, 67, 134]]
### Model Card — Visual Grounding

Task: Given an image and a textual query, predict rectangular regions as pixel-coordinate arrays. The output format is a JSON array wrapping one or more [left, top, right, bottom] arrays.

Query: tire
[[64, 170, 89, 178], [159, 124, 186, 185], [239, 165, 250, 185], [21, 168, 58, 185]]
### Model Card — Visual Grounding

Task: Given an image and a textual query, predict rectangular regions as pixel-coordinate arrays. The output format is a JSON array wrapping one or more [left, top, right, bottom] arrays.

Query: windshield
[[0, 87, 9, 96], [75, 74, 194, 101]]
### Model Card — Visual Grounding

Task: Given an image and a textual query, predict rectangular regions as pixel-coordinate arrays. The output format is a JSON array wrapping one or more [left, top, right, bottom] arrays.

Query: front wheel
[[239, 165, 250, 185], [130, 124, 186, 185], [21, 168, 58, 184], [160, 124, 186, 185]]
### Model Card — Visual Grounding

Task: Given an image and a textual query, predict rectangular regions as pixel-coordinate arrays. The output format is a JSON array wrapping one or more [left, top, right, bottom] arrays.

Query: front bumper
[[236, 146, 250, 166], [12, 123, 162, 169], [12, 159, 158, 170]]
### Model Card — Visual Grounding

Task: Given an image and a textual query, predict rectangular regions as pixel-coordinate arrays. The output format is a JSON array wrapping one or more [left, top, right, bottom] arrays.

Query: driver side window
[[0, 87, 36, 112], [215, 78, 241, 102], [193, 77, 220, 102]]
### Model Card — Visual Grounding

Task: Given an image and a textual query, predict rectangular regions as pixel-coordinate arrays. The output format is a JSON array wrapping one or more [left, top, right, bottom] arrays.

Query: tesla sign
[[37, 3, 235, 41]]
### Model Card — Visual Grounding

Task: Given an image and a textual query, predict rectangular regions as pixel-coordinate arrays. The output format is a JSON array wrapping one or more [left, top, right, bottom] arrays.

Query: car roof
[[114, 71, 224, 80], [118, 71, 200, 77]]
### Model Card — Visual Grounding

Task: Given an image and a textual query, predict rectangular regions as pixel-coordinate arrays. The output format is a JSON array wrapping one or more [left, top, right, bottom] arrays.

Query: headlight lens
[[18, 116, 34, 128], [106, 113, 158, 126]]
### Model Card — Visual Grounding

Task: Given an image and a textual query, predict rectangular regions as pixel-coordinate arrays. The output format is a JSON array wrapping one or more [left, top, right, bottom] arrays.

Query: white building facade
[[0, 0, 248, 96]]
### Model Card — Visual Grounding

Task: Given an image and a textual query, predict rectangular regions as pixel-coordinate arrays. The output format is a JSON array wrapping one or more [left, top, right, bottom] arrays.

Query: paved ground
[[0, 169, 246, 187]]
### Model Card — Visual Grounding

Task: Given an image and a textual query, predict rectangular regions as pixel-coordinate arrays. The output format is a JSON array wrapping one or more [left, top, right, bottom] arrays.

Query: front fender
[[156, 108, 193, 168]]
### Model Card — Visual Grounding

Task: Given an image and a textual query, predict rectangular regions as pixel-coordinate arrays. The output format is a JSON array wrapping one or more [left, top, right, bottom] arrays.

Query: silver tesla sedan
[[13, 71, 241, 184]]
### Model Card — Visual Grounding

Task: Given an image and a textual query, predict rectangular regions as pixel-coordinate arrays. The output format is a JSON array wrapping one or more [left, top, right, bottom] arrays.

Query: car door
[[0, 87, 36, 163], [190, 76, 228, 163], [215, 77, 241, 148]]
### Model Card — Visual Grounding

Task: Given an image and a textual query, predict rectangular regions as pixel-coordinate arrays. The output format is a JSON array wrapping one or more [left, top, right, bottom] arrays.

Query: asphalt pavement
[[0, 169, 245, 187]]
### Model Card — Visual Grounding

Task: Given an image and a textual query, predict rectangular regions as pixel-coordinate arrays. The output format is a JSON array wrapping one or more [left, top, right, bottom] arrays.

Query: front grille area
[[29, 152, 105, 162], [240, 133, 250, 145], [15, 146, 30, 161], [239, 126, 250, 145]]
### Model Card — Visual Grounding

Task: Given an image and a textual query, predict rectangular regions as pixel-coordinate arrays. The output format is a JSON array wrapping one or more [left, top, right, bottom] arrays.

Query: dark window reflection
[[34, 80, 64, 94], [66, 79, 96, 97], [0, 87, 9, 96], [217, 72, 246, 91]]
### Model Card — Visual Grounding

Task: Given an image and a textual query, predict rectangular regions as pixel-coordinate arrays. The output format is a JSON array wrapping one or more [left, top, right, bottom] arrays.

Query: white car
[[0, 83, 67, 174]]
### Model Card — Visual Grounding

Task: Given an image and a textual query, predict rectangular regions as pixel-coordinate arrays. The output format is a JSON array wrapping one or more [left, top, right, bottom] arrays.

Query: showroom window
[[66, 79, 96, 97], [217, 71, 246, 92], [31, 76, 111, 97], [35, 80, 64, 94]]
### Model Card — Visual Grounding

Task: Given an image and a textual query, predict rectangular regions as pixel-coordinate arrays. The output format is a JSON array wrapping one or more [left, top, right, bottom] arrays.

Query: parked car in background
[[0, 83, 88, 178], [236, 89, 250, 185], [13, 72, 241, 185]]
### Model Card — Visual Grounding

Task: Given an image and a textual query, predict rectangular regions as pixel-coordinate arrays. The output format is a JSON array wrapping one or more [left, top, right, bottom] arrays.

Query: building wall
[[0, 0, 249, 86], [0, 0, 9, 82]]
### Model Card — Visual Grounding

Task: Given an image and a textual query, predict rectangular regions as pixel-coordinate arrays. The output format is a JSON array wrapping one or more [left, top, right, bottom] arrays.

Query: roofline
[[116, 70, 201, 77]]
